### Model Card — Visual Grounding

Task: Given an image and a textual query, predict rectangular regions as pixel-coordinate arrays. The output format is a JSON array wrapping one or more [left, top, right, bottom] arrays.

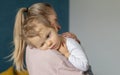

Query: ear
[[51, 23, 61, 32], [56, 24, 61, 30]]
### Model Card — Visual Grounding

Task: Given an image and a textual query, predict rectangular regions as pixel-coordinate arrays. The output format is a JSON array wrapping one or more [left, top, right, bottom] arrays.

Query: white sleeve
[[66, 38, 89, 71]]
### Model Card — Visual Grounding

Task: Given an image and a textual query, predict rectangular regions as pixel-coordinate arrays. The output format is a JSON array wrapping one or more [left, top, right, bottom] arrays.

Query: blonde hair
[[11, 3, 55, 71], [27, 3, 53, 18], [22, 15, 51, 42]]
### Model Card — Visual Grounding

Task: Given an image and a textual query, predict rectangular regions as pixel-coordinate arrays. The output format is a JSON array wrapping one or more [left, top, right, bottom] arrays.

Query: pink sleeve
[[26, 45, 84, 75]]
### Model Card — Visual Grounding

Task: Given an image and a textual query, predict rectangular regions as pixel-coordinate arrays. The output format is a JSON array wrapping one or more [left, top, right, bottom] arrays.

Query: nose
[[47, 40, 52, 48]]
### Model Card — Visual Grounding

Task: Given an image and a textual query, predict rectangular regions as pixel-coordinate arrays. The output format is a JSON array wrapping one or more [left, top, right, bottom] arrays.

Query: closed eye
[[46, 32, 51, 39], [40, 42, 44, 47]]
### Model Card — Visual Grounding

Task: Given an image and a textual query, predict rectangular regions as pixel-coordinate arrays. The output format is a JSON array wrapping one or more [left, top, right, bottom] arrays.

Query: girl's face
[[48, 9, 61, 32], [28, 23, 61, 50]]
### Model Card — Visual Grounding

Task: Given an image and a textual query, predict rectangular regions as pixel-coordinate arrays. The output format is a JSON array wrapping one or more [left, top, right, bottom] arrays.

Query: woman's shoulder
[[25, 46, 84, 75], [25, 45, 64, 63]]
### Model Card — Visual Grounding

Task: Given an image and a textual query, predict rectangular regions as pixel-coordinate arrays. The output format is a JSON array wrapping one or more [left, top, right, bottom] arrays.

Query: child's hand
[[64, 52, 70, 58], [58, 40, 70, 58], [59, 46, 70, 58], [61, 32, 80, 44]]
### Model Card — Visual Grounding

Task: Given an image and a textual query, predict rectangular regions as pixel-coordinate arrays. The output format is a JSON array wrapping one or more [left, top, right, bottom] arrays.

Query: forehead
[[35, 23, 51, 37], [28, 24, 49, 47], [34, 23, 48, 31]]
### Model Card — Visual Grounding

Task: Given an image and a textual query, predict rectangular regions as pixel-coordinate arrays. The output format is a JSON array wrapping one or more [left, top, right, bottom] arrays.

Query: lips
[[51, 44, 57, 49]]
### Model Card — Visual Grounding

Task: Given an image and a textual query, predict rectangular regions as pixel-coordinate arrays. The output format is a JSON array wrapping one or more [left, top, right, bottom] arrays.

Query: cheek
[[28, 37, 41, 48], [54, 36, 59, 43], [40, 46, 48, 50]]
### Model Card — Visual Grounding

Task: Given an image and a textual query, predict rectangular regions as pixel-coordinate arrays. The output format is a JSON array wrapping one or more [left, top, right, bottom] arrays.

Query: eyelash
[[46, 32, 51, 39], [40, 32, 51, 47], [41, 43, 44, 47]]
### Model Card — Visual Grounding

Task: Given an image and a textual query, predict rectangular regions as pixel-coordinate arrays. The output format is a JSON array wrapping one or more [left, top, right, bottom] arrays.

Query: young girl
[[22, 15, 89, 72], [11, 2, 81, 72]]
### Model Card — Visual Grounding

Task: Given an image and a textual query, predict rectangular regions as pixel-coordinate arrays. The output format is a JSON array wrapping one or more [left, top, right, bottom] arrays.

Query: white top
[[66, 38, 89, 71]]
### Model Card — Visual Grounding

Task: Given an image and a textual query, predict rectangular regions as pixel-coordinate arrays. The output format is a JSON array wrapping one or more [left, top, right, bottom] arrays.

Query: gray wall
[[70, 0, 120, 75]]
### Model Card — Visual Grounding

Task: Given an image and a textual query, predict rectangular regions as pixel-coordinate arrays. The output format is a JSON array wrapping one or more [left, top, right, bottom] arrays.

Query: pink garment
[[26, 46, 84, 75]]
